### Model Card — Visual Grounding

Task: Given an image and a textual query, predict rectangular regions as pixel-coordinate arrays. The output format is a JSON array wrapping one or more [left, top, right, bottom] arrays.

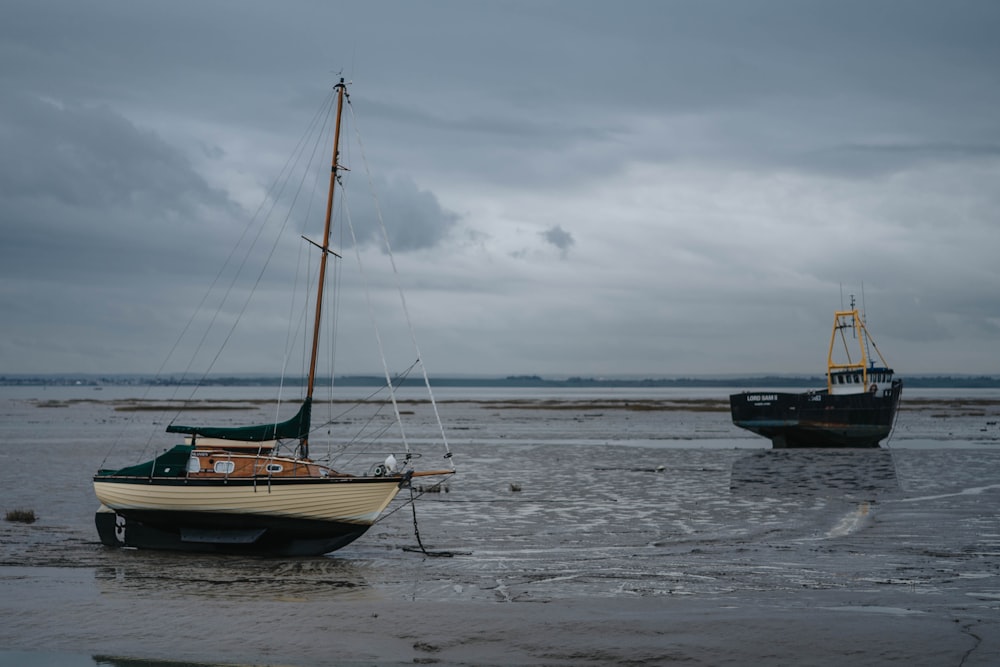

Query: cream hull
[[94, 476, 404, 525], [94, 476, 408, 555]]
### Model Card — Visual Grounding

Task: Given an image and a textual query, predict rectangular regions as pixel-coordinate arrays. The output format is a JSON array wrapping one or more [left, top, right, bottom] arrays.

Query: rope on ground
[[386, 477, 467, 557]]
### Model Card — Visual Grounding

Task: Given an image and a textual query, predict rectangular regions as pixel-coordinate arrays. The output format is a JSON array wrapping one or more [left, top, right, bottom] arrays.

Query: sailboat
[[729, 297, 903, 448], [94, 80, 454, 556]]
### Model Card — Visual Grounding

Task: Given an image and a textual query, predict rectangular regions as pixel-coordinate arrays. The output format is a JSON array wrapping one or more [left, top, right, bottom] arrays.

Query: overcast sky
[[2, 0, 999, 379]]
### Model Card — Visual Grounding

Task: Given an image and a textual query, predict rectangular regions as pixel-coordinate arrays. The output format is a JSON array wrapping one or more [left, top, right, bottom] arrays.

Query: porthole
[[214, 460, 235, 474], [265, 463, 283, 474]]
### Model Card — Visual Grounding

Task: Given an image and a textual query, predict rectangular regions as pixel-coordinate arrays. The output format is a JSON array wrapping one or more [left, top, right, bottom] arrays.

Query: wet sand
[[1, 389, 999, 666], [1, 582, 995, 666]]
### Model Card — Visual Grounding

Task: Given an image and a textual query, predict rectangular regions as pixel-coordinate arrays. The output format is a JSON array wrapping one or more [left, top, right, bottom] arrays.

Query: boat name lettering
[[746, 394, 777, 402]]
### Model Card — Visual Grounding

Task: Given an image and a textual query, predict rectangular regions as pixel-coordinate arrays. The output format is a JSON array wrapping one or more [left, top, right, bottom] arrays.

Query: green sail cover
[[166, 398, 312, 442], [96, 444, 194, 478]]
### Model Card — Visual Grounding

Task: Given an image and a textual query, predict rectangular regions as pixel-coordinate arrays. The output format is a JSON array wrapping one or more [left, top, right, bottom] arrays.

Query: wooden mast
[[301, 78, 346, 459]]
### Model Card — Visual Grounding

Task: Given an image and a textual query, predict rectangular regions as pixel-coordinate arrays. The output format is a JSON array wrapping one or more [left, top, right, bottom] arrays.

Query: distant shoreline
[[28, 396, 1000, 412], [3, 374, 1000, 389]]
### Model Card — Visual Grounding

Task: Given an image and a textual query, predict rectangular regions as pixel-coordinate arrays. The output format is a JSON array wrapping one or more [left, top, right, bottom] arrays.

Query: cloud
[[1, 1, 1000, 377], [339, 173, 460, 253], [540, 225, 575, 258], [0, 93, 243, 284]]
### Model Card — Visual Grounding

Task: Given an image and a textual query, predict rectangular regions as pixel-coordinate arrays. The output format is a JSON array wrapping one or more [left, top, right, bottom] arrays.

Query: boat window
[[265, 463, 283, 474], [214, 460, 235, 474], [187, 456, 200, 473]]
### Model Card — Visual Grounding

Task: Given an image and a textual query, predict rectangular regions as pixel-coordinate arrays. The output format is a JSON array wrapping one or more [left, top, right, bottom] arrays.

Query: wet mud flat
[[1, 393, 999, 665]]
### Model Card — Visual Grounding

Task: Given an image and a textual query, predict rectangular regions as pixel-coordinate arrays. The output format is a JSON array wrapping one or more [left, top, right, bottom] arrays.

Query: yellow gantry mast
[[827, 307, 869, 392], [826, 296, 891, 393]]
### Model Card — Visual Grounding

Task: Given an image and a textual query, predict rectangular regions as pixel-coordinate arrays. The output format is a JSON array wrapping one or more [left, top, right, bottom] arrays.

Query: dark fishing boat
[[729, 299, 902, 448], [94, 80, 455, 555]]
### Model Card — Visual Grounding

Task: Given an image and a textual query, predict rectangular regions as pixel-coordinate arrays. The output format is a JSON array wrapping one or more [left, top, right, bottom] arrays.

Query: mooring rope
[[338, 187, 412, 461], [99, 90, 339, 469], [345, 97, 454, 471], [406, 482, 463, 557], [408, 485, 445, 557], [370, 474, 464, 557]]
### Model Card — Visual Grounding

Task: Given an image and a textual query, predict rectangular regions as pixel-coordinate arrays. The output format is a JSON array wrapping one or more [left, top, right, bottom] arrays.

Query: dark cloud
[[0, 94, 219, 208], [0, 92, 238, 284], [339, 174, 460, 253], [541, 225, 575, 258], [798, 142, 1000, 177]]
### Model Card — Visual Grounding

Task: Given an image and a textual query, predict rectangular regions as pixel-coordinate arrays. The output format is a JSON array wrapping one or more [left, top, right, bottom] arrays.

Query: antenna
[[859, 283, 875, 364], [849, 294, 857, 339], [860, 282, 867, 322]]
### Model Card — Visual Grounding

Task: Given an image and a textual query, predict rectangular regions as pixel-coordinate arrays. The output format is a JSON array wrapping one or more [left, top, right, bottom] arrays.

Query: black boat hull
[[729, 380, 902, 448], [95, 505, 370, 557]]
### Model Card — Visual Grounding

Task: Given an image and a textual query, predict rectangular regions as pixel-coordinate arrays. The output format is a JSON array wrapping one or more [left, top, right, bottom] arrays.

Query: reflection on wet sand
[[93, 656, 242, 667], [730, 448, 900, 496], [94, 557, 374, 602]]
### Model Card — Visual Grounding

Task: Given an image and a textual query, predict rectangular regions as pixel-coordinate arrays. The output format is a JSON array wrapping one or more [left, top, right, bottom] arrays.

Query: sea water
[[1, 386, 998, 666]]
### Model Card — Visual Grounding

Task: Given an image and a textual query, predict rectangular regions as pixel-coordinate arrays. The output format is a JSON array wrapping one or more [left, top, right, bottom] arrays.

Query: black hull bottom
[[729, 381, 902, 449], [95, 507, 370, 557], [752, 426, 886, 449]]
